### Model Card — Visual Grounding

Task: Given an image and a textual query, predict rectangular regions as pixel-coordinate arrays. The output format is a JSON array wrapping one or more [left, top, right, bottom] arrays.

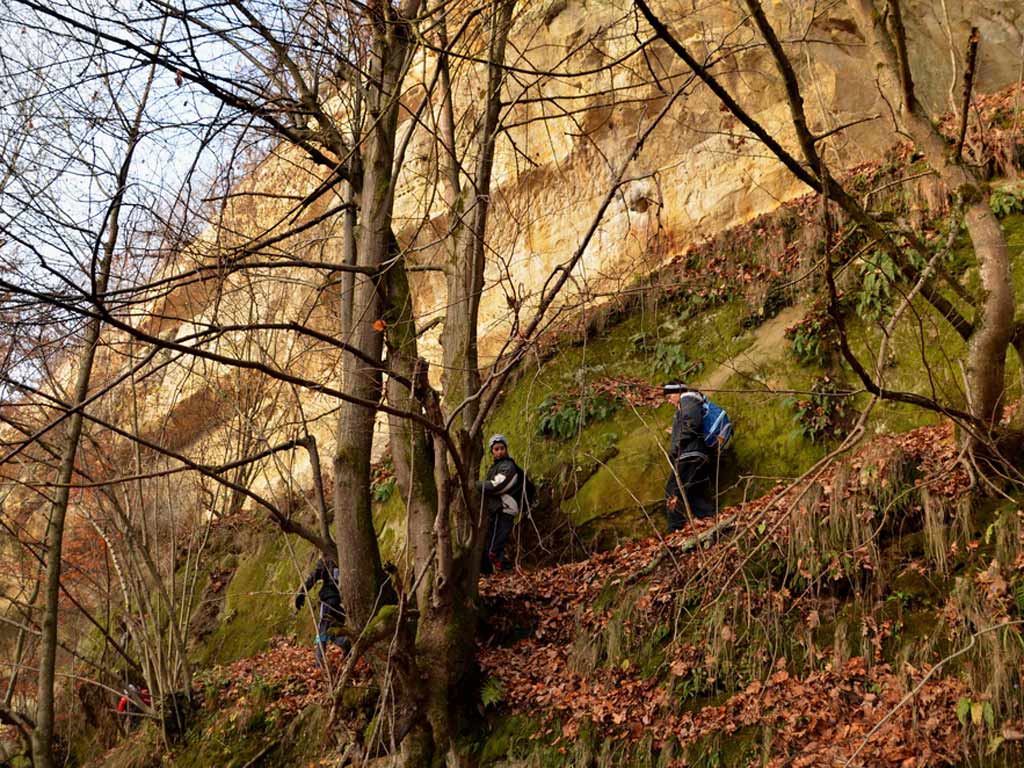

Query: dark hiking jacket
[[298, 559, 342, 610], [480, 456, 525, 518], [669, 391, 707, 464]]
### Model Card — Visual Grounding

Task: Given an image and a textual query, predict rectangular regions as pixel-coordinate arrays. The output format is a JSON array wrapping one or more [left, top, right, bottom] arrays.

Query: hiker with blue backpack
[[663, 384, 732, 531], [295, 557, 351, 667]]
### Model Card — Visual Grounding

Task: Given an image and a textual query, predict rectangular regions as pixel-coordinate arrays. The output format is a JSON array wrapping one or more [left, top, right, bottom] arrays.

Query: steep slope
[[80, 422, 1024, 768], [476, 422, 1024, 766], [19, 0, 1020, 516]]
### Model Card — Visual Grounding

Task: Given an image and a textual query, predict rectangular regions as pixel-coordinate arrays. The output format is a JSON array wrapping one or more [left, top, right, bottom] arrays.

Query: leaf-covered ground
[[478, 423, 1024, 766], [78, 422, 1022, 768]]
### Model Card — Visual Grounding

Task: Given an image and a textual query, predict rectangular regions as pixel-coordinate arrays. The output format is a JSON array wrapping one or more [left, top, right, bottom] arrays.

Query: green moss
[[890, 568, 941, 606], [193, 535, 313, 667], [366, 604, 399, 637], [486, 301, 766, 534], [1003, 211, 1024, 303], [96, 696, 335, 768], [483, 294, 833, 537], [684, 727, 763, 767], [637, 621, 671, 678], [168, 708, 277, 768], [592, 577, 624, 613], [483, 191, 1024, 538], [488, 302, 752, 483], [272, 704, 330, 766], [339, 683, 375, 713], [477, 715, 548, 766], [561, 404, 672, 526], [716, 372, 827, 503], [373, 489, 406, 566]]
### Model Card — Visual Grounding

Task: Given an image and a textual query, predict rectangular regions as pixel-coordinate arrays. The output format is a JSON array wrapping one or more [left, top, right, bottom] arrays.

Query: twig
[[886, 0, 915, 109], [240, 741, 278, 768], [841, 620, 1024, 767], [954, 28, 980, 161]]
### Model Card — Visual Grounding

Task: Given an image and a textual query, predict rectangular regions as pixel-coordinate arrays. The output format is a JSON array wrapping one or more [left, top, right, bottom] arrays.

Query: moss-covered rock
[[193, 535, 312, 667]]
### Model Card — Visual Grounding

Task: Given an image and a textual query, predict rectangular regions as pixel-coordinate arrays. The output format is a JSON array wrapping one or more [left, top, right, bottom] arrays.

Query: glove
[[294, 592, 305, 611]]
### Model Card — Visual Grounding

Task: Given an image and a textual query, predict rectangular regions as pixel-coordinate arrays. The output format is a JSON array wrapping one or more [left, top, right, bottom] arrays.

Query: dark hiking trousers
[[665, 453, 714, 531], [483, 511, 515, 572]]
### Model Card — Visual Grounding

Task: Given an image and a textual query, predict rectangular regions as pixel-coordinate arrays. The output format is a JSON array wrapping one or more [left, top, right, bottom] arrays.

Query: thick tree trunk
[[337, 1, 512, 761], [332, 9, 417, 628], [415, 601, 478, 764], [961, 204, 1014, 426]]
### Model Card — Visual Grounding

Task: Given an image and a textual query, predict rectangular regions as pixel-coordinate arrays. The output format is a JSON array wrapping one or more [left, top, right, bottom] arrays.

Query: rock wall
[[42, 0, 1024, 510]]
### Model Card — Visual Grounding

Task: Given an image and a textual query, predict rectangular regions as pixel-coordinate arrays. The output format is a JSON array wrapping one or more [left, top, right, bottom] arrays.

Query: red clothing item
[[118, 687, 151, 713]]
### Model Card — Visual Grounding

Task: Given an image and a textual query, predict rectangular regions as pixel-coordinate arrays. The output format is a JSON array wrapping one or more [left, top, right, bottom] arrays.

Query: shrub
[[990, 185, 1024, 218], [786, 304, 841, 367], [370, 458, 396, 503], [631, 317, 704, 377], [536, 392, 619, 440], [652, 341, 704, 378], [788, 376, 853, 443], [855, 250, 898, 320]]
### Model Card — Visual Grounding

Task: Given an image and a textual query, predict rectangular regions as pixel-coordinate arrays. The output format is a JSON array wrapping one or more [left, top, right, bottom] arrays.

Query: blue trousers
[[483, 512, 515, 572], [315, 602, 350, 666]]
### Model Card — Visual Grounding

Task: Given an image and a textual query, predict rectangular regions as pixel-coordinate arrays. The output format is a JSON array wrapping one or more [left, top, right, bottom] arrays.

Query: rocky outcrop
[[42, 1, 1024, 510]]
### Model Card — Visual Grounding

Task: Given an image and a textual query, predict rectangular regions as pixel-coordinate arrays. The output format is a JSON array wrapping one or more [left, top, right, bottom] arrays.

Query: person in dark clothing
[[479, 434, 526, 573], [295, 557, 350, 667], [664, 387, 714, 531]]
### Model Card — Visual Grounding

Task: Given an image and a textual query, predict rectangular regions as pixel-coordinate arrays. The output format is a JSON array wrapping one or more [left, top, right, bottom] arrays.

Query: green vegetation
[[785, 302, 839, 367], [82, 181, 1024, 768], [481, 201, 1024, 539], [536, 390, 620, 441], [787, 375, 854, 443], [193, 535, 312, 667]]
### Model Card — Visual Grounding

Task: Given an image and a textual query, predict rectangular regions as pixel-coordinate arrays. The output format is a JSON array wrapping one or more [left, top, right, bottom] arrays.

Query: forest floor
[[476, 422, 1024, 767], [87, 418, 1024, 768]]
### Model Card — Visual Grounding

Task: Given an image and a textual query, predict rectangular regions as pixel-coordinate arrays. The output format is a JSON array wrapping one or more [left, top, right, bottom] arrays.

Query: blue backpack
[[702, 398, 733, 448]]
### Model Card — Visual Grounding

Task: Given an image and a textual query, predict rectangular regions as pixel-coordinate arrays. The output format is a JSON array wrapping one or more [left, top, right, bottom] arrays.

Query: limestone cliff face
[[49, 1, 1024, 510], [401, 0, 1021, 369]]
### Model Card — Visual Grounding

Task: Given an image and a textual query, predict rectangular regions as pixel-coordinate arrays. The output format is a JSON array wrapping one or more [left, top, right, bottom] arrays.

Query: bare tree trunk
[[383, 261, 438, 611], [849, 0, 1015, 430], [413, 2, 516, 759], [31, 180, 120, 768], [31, 59, 157, 766], [333, 0, 422, 629], [438, 0, 514, 574], [381, 256, 457, 764]]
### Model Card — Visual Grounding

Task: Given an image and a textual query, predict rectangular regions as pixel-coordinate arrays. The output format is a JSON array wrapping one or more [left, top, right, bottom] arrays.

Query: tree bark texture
[[383, 261, 439, 613], [849, 0, 1015, 429], [333, 2, 421, 629]]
